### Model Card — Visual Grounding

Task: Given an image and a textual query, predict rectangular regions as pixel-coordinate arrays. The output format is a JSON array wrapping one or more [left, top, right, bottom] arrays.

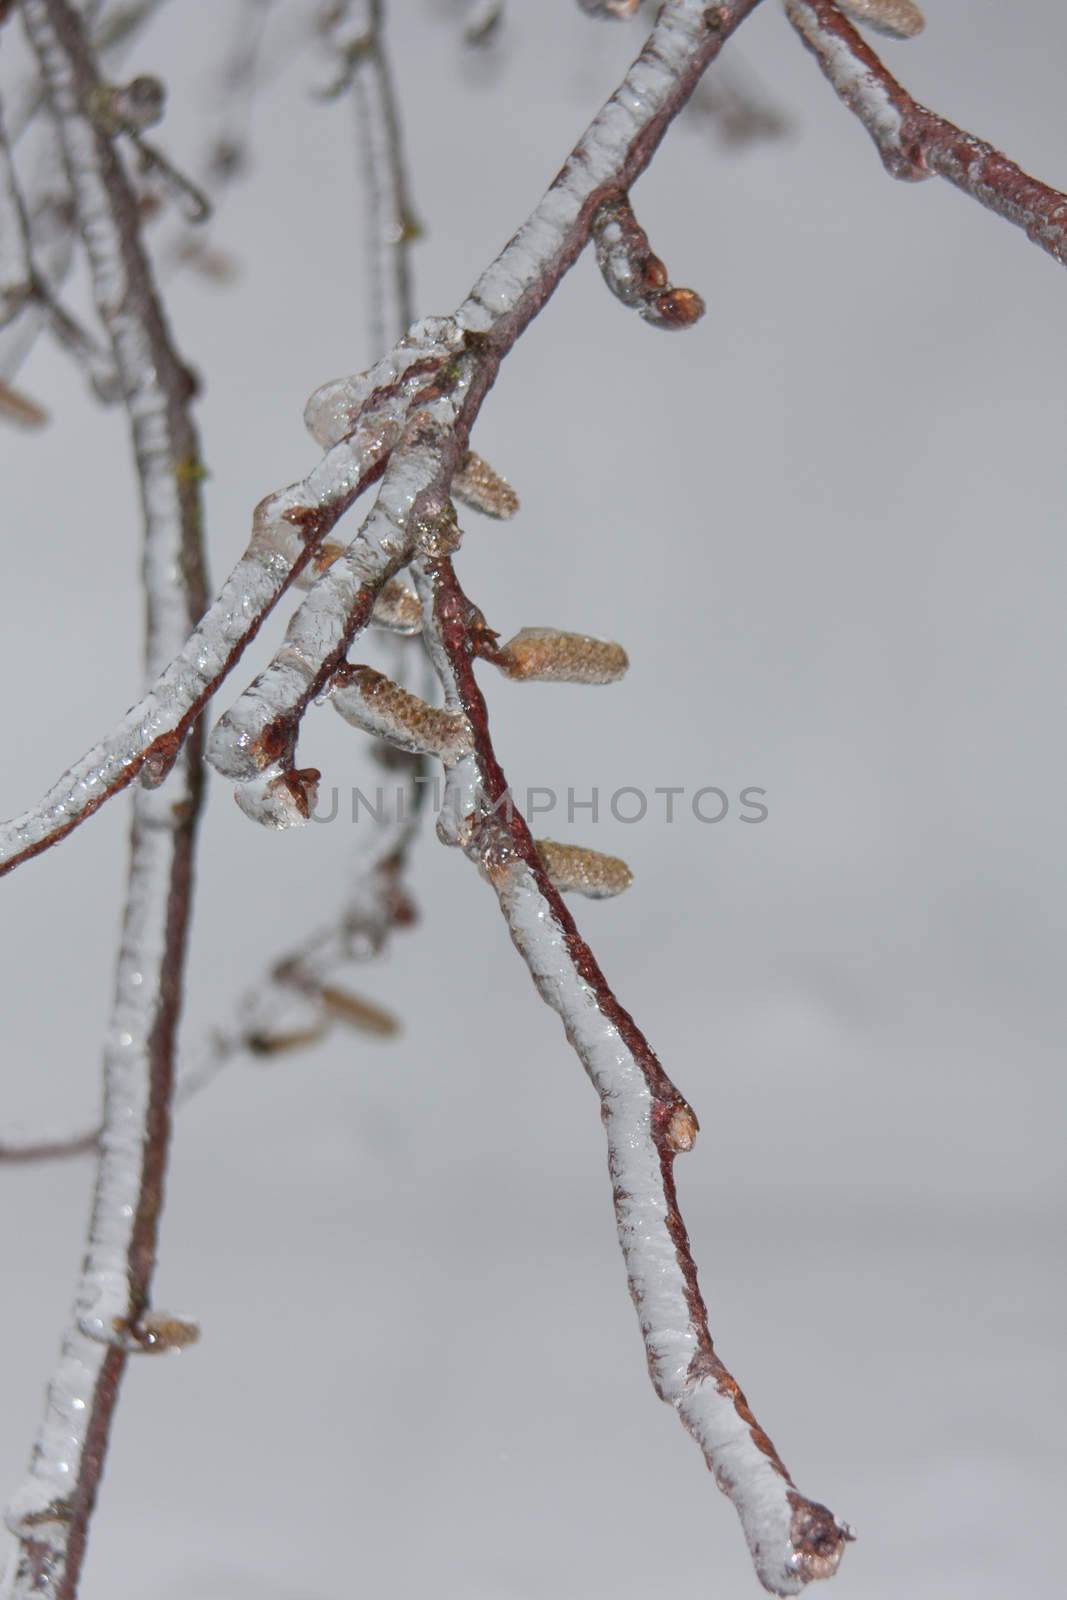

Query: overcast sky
[[1, 3, 1064, 1597]]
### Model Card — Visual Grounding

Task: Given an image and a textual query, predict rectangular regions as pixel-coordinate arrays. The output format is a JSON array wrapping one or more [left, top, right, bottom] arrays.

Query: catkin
[[835, 0, 924, 38], [494, 627, 628, 684], [333, 664, 470, 760], [536, 839, 633, 899], [453, 451, 519, 519]]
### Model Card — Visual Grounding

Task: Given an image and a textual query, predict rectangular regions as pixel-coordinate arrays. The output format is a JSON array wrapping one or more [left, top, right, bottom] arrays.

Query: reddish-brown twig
[[785, 0, 1067, 269], [5, 4, 208, 1597]]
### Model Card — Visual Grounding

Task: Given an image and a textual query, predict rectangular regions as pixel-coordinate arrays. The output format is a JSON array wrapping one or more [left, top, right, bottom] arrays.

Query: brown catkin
[[333, 664, 470, 759], [495, 627, 628, 684], [318, 985, 400, 1037], [453, 451, 519, 519], [536, 839, 633, 899]]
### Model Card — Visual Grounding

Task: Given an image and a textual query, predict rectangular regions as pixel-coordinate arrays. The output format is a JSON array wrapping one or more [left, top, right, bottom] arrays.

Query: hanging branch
[[4, 4, 209, 1598], [0, 0, 763, 876], [10, 0, 1066, 875], [376, 549, 847, 1595], [785, 0, 1067, 268], [303, 4, 847, 1590]]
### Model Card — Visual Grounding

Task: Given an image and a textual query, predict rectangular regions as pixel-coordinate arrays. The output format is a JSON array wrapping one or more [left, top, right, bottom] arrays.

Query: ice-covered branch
[[208, 0, 765, 814], [405, 551, 850, 1595], [785, 0, 1067, 268], [3, 2, 209, 1594], [0, 0, 763, 870]]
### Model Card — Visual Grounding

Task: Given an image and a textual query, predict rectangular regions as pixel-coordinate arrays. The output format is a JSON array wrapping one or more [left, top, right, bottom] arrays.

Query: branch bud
[[592, 196, 705, 330]]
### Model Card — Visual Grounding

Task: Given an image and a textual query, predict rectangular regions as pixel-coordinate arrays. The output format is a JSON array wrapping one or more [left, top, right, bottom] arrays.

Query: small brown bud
[[666, 1106, 698, 1153], [592, 195, 704, 333], [140, 730, 183, 789], [494, 627, 628, 685], [645, 287, 706, 330], [536, 839, 633, 899]]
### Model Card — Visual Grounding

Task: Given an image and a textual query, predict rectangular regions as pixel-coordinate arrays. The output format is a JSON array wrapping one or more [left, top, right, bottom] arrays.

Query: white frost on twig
[[784, 0, 914, 167], [492, 860, 850, 1595]]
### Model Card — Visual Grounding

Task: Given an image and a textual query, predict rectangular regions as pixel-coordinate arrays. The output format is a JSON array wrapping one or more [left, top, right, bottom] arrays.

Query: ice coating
[[331, 664, 472, 762], [0, 1, 752, 868], [494, 860, 849, 1595], [4, 8, 208, 1595], [207, 386, 473, 788], [785, 0, 907, 159]]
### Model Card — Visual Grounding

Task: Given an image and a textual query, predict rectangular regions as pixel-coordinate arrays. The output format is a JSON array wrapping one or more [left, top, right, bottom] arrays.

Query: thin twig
[[312, 2, 850, 1588], [785, 0, 1067, 268], [4, 4, 208, 1596], [401, 552, 851, 1595]]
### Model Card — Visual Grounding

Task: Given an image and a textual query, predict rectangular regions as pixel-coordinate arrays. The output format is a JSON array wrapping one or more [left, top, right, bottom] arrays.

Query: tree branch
[[404, 552, 851, 1595], [785, 0, 1067, 269], [0, 0, 764, 873], [4, 4, 208, 1595]]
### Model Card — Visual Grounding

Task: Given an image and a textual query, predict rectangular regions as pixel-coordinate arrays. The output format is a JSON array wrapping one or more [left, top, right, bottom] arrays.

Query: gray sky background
[[1, 3, 1063, 1596]]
